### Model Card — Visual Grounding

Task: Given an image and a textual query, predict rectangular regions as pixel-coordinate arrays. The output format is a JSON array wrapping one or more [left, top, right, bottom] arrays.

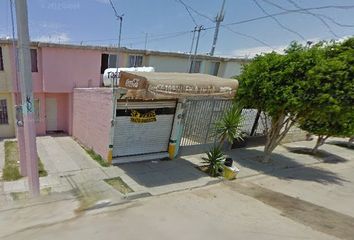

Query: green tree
[[298, 38, 354, 153], [237, 42, 324, 162]]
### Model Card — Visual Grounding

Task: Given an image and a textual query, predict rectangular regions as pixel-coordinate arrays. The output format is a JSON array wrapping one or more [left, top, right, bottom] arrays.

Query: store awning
[[118, 71, 239, 99]]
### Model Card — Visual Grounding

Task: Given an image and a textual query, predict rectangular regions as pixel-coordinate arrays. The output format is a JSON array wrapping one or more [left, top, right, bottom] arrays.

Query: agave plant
[[213, 103, 244, 147], [201, 145, 225, 177]]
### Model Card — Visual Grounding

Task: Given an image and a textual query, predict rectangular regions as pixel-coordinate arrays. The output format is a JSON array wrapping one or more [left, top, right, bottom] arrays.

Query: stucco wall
[[42, 47, 101, 92], [147, 55, 190, 73], [221, 61, 243, 78], [72, 88, 112, 159], [0, 45, 13, 92], [0, 93, 15, 138]]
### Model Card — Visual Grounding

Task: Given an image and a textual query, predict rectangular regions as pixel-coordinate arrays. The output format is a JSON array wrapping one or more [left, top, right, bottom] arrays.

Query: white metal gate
[[181, 98, 232, 146], [113, 100, 176, 158]]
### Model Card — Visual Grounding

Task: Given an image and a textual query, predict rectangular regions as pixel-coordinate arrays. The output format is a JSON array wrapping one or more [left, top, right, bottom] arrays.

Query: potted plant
[[201, 145, 225, 177]]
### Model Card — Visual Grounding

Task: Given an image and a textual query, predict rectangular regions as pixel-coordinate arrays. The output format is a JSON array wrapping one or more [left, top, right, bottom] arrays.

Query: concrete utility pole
[[210, 0, 226, 56], [187, 26, 197, 72], [15, 0, 40, 196], [189, 25, 205, 73]]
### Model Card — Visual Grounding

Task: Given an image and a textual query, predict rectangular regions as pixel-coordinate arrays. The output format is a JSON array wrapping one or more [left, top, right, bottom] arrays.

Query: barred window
[[128, 55, 143, 67], [0, 47, 4, 71], [0, 99, 8, 125]]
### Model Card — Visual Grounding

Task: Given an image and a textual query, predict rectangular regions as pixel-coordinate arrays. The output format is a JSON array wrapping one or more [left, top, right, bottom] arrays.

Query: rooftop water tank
[[103, 67, 155, 87]]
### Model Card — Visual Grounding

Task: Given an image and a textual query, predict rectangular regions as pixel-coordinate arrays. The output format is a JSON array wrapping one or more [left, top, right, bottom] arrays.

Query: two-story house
[[0, 39, 246, 138]]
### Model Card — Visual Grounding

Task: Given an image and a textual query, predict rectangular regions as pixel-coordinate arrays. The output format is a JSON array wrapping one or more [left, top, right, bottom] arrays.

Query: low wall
[[72, 88, 112, 159]]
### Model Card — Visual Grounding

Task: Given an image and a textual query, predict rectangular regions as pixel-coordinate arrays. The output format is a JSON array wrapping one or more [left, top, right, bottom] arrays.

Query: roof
[[0, 38, 248, 63], [119, 71, 239, 99]]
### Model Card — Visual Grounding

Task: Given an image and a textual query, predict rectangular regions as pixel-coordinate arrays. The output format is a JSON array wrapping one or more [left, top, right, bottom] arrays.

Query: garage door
[[113, 100, 176, 157]]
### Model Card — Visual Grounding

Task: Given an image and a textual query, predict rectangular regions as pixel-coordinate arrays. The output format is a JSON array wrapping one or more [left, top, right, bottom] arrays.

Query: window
[[128, 55, 143, 67], [190, 60, 202, 73], [0, 99, 8, 125], [30, 49, 38, 72], [209, 62, 220, 76], [0, 47, 4, 71], [34, 99, 40, 122], [101, 53, 118, 74]]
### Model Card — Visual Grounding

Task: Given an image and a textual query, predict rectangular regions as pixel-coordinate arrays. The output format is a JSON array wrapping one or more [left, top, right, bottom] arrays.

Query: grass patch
[[10, 187, 52, 200], [2, 141, 47, 181], [104, 177, 134, 194], [2, 141, 22, 181], [85, 148, 109, 167]]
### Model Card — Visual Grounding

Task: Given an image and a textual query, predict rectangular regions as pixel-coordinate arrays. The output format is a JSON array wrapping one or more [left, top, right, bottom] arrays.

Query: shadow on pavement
[[327, 140, 354, 150], [117, 159, 207, 188], [230, 148, 346, 185], [285, 146, 349, 164]]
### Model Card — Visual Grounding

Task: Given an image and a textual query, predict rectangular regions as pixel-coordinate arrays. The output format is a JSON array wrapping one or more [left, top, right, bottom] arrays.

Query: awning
[[118, 71, 239, 99]]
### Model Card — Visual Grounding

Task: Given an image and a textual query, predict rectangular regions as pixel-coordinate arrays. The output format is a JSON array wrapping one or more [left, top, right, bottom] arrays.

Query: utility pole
[[10, 0, 27, 177], [210, 0, 226, 56], [15, 0, 40, 197], [189, 25, 205, 73], [117, 15, 123, 48], [187, 26, 197, 72], [144, 32, 148, 50]]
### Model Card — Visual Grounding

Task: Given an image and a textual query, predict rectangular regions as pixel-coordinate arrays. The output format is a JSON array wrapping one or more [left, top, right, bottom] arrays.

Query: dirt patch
[[328, 141, 354, 150], [104, 177, 134, 194], [227, 182, 354, 240]]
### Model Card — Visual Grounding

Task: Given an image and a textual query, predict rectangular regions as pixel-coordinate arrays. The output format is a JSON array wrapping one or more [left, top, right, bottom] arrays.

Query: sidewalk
[[1, 136, 353, 212]]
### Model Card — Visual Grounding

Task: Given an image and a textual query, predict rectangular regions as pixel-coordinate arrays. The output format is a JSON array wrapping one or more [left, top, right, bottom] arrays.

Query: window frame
[[0, 47, 4, 71], [30, 48, 38, 72], [190, 60, 202, 73], [128, 55, 143, 67], [210, 62, 220, 76], [0, 99, 9, 125]]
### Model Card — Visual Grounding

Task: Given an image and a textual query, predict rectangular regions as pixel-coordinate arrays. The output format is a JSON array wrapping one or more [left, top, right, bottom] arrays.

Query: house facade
[[0, 39, 246, 138]]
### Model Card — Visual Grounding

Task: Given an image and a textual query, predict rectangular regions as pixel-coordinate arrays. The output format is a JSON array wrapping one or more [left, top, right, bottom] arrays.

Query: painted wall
[[72, 88, 112, 159], [0, 45, 13, 92], [0, 93, 15, 137], [221, 61, 243, 78], [42, 47, 101, 92], [146, 55, 190, 73]]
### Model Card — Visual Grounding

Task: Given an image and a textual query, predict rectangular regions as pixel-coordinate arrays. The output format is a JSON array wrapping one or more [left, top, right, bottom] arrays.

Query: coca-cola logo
[[125, 78, 140, 88]]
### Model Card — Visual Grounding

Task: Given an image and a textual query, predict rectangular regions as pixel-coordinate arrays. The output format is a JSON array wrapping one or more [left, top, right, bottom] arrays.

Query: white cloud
[[33, 33, 70, 43], [231, 45, 287, 58]]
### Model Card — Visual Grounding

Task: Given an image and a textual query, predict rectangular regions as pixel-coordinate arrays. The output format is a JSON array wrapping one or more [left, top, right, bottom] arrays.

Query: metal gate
[[181, 98, 232, 146]]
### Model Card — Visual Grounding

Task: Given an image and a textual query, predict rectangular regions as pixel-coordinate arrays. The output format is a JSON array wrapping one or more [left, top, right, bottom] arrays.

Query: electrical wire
[[223, 25, 274, 49], [253, 0, 306, 41], [261, 0, 339, 38], [176, 0, 198, 26], [174, 0, 215, 22]]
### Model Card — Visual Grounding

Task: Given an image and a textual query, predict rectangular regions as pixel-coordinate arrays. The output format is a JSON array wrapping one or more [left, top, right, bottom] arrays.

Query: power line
[[176, 0, 198, 26], [223, 25, 273, 48], [174, 0, 214, 22], [108, 0, 124, 47], [261, 0, 339, 38], [222, 5, 354, 28], [253, 0, 306, 41]]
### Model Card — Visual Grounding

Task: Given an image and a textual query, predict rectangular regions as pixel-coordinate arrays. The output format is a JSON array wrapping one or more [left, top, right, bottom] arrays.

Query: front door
[[45, 98, 57, 132]]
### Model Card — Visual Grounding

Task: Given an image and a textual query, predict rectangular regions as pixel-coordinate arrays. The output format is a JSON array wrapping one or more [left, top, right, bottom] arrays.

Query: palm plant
[[201, 145, 225, 177], [213, 103, 244, 147]]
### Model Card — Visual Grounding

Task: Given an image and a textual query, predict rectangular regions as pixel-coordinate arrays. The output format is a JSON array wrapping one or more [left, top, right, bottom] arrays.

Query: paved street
[[0, 138, 353, 239]]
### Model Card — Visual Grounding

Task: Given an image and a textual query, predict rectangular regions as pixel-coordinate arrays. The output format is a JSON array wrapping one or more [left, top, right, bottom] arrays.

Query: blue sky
[[1, 0, 353, 57]]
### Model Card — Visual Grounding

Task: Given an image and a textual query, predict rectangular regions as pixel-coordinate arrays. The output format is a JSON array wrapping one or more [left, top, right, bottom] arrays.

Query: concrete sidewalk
[[1, 135, 353, 212]]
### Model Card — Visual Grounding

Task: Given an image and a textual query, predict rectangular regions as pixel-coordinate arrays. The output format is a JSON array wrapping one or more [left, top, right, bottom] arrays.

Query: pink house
[[4, 42, 124, 136]]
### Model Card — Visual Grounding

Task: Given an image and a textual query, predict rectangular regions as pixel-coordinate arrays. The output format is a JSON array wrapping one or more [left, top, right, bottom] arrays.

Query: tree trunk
[[312, 135, 328, 154], [262, 113, 295, 163]]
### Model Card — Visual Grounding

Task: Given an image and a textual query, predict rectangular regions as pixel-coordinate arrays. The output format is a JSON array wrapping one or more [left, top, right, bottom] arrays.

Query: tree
[[237, 42, 324, 162], [298, 38, 354, 153]]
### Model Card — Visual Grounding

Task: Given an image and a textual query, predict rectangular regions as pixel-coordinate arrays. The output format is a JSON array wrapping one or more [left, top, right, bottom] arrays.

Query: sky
[[0, 0, 354, 58]]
